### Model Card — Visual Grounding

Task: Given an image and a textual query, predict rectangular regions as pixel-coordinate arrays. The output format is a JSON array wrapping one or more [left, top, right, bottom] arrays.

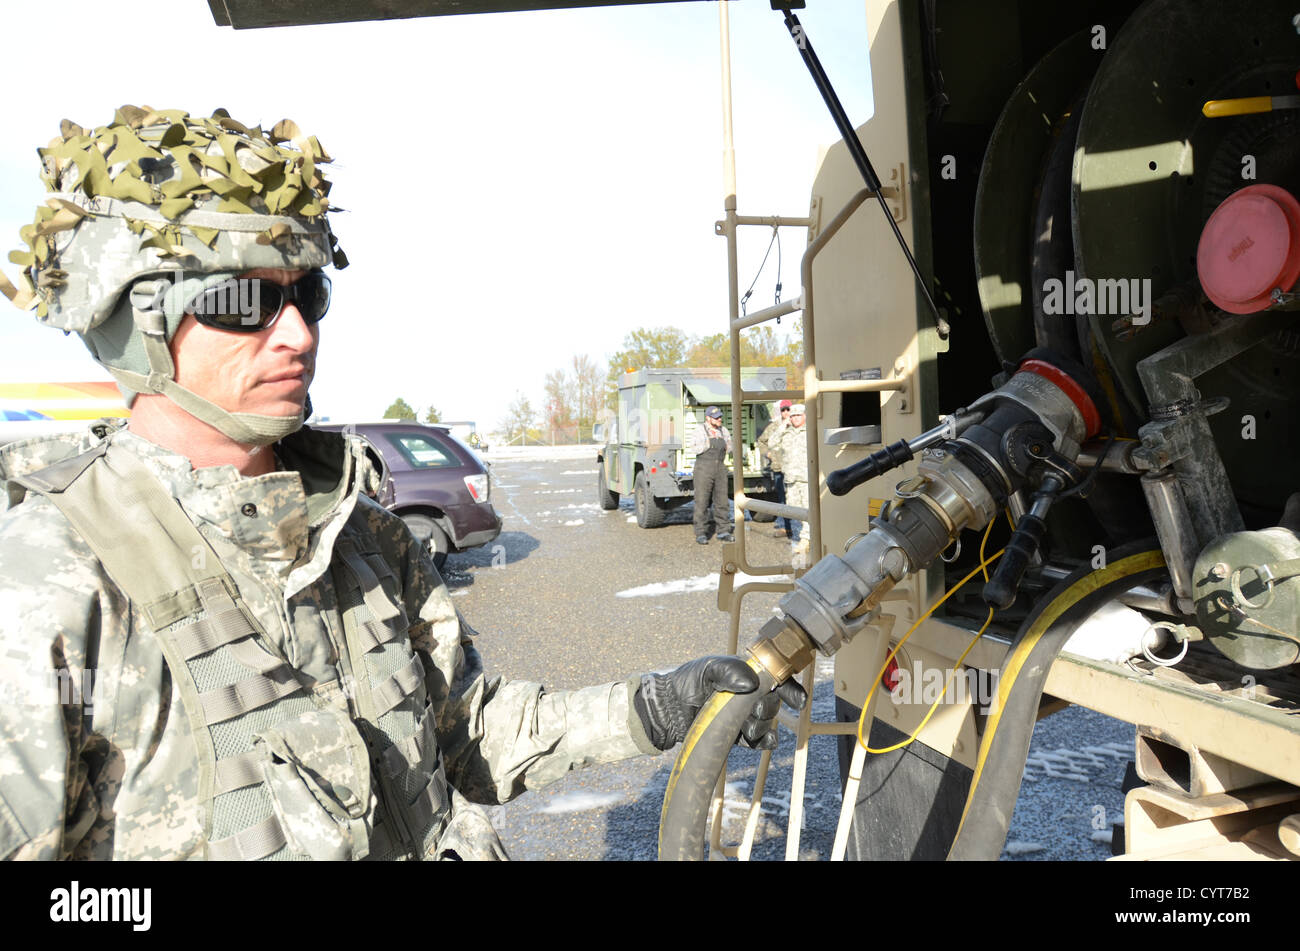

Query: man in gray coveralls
[[691, 405, 733, 545]]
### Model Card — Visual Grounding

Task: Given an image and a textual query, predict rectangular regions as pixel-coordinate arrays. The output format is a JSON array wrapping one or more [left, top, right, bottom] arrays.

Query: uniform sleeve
[[373, 507, 660, 806], [0, 499, 108, 861]]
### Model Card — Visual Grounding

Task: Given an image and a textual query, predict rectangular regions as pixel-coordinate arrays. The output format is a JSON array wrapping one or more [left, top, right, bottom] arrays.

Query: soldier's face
[[170, 268, 319, 418], [790, 413, 805, 428]]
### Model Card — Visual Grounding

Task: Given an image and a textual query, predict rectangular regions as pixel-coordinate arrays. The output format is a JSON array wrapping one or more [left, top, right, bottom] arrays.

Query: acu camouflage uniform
[[775, 422, 810, 539], [756, 418, 786, 474], [0, 423, 658, 860]]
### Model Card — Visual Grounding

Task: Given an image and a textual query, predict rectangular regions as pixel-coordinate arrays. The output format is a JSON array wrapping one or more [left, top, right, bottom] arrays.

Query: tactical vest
[[16, 439, 456, 861]]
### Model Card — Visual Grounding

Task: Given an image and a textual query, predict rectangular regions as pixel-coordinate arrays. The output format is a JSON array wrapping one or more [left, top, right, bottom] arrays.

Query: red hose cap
[[1196, 184, 1300, 314], [1018, 358, 1102, 439]]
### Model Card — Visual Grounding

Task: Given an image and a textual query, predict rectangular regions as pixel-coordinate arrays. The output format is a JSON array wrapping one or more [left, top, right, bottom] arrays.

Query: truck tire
[[634, 470, 666, 528], [403, 513, 449, 571], [597, 465, 620, 510]]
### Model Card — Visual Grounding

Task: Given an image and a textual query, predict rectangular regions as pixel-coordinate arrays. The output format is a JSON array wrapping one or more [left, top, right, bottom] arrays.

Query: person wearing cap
[[0, 108, 803, 861], [757, 400, 792, 538], [690, 404, 734, 544], [776, 403, 809, 554]]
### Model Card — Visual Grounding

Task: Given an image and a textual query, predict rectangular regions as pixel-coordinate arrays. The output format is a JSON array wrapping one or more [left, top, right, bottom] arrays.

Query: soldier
[[777, 403, 810, 555], [0, 108, 801, 861], [756, 399, 792, 538], [690, 405, 733, 545]]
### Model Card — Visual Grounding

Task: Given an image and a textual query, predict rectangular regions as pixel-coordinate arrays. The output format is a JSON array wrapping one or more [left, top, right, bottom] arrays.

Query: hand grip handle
[[826, 439, 914, 496]]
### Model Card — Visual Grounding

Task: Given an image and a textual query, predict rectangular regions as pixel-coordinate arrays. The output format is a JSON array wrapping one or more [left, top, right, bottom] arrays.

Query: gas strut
[[772, 1, 950, 338]]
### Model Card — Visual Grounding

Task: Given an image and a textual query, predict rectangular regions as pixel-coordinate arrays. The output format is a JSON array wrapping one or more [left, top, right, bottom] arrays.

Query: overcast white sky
[[0, 0, 874, 433]]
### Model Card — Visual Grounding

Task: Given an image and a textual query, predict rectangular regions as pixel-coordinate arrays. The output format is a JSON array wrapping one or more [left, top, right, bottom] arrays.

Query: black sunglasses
[[185, 271, 331, 332]]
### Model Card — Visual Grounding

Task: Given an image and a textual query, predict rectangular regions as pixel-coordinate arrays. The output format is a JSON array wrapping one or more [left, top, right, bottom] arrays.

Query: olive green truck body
[[595, 367, 784, 527]]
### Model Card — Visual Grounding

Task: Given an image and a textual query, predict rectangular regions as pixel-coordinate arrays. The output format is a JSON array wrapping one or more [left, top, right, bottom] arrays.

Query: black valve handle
[[982, 512, 1048, 610], [826, 438, 915, 496]]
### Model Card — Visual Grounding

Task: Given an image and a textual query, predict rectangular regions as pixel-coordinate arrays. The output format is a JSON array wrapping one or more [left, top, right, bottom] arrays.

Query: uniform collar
[[110, 426, 364, 596]]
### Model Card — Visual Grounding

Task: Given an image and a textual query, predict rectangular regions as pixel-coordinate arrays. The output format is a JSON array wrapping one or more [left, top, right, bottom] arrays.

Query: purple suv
[[314, 421, 502, 569]]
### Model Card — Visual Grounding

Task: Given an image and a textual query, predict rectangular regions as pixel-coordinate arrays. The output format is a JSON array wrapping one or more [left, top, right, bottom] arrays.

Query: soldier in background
[[690, 405, 734, 545], [0, 107, 801, 861], [777, 404, 809, 556], [757, 399, 792, 537]]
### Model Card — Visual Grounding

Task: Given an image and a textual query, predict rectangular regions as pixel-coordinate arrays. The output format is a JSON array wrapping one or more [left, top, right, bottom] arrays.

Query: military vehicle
[[594, 367, 784, 528], [200, 0, 1300, 864]]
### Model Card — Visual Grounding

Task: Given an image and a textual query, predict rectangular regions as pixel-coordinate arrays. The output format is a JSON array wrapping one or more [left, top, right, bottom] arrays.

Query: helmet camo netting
[[0, 105, 348, 445]]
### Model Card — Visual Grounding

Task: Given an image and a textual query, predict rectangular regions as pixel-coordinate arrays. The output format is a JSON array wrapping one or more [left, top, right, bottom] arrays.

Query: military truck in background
[[594, 367, 784, 528]]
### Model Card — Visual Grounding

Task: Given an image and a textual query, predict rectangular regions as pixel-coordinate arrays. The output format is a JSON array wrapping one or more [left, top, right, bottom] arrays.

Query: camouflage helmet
[[2, 105, 347, 444]]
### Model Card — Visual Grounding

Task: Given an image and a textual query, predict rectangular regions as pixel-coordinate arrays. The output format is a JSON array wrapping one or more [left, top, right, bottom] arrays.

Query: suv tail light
[[464, 473, 489, 503]]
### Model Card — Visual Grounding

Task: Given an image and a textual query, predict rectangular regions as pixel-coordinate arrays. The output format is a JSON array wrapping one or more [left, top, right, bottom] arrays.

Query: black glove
[[634, 655, 808, 751]]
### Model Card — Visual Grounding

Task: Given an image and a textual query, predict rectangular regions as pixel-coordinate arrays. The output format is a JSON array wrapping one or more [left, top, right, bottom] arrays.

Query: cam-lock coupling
[[775, 528, 912, 657]]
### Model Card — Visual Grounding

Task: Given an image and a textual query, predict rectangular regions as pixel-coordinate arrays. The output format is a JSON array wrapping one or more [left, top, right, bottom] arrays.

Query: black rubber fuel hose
[[658, 663, 777, 861], [948, 544, 1165, 860]]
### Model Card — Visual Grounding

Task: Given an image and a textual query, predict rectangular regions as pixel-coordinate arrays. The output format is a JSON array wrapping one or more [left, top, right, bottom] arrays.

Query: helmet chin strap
[[105, 281, 304, 447]]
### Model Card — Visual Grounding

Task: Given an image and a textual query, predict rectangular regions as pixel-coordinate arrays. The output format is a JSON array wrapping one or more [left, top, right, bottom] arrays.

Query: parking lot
[[442, 447, 1133, 861]]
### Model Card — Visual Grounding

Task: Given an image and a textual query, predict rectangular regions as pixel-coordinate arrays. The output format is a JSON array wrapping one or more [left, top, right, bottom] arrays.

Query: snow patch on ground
[[615, 570, 788, 599], [562, 470, 597, 475], [1022, 741, 1130, 784], [1003, 840, 1044, 856], [719, 781, 790, 822], [536, 488, 581, 494], [536, 791, 624, 814], [626, 515, 637, 523], [562, 519, 585, 526]]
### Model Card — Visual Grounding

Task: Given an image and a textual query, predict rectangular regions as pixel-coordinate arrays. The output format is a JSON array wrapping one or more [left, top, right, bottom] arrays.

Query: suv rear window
[[386, 432, 459, 469]]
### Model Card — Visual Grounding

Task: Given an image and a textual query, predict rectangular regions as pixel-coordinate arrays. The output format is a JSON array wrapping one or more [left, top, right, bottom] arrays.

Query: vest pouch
[[433, 788, 509, 861], [255, 708, 373, 861]]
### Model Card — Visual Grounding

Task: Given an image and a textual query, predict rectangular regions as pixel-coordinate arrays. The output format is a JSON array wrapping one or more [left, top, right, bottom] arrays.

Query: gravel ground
[[1003, 706, 1135, 860]]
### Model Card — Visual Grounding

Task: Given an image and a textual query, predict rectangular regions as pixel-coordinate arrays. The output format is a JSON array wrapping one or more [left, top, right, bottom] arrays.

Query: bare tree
[[500, 391, 537, 443], [543, 368, 575, 438], [572, 353, 604, 439]]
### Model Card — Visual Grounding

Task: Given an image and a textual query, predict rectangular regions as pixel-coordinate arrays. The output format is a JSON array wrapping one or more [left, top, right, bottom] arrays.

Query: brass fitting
[[747, 616, 818, 684]]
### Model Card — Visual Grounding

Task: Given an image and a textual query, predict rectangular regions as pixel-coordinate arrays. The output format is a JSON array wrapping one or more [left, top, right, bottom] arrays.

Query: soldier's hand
[[634, 656, 807, 751], [738, 677, 807, 750]]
